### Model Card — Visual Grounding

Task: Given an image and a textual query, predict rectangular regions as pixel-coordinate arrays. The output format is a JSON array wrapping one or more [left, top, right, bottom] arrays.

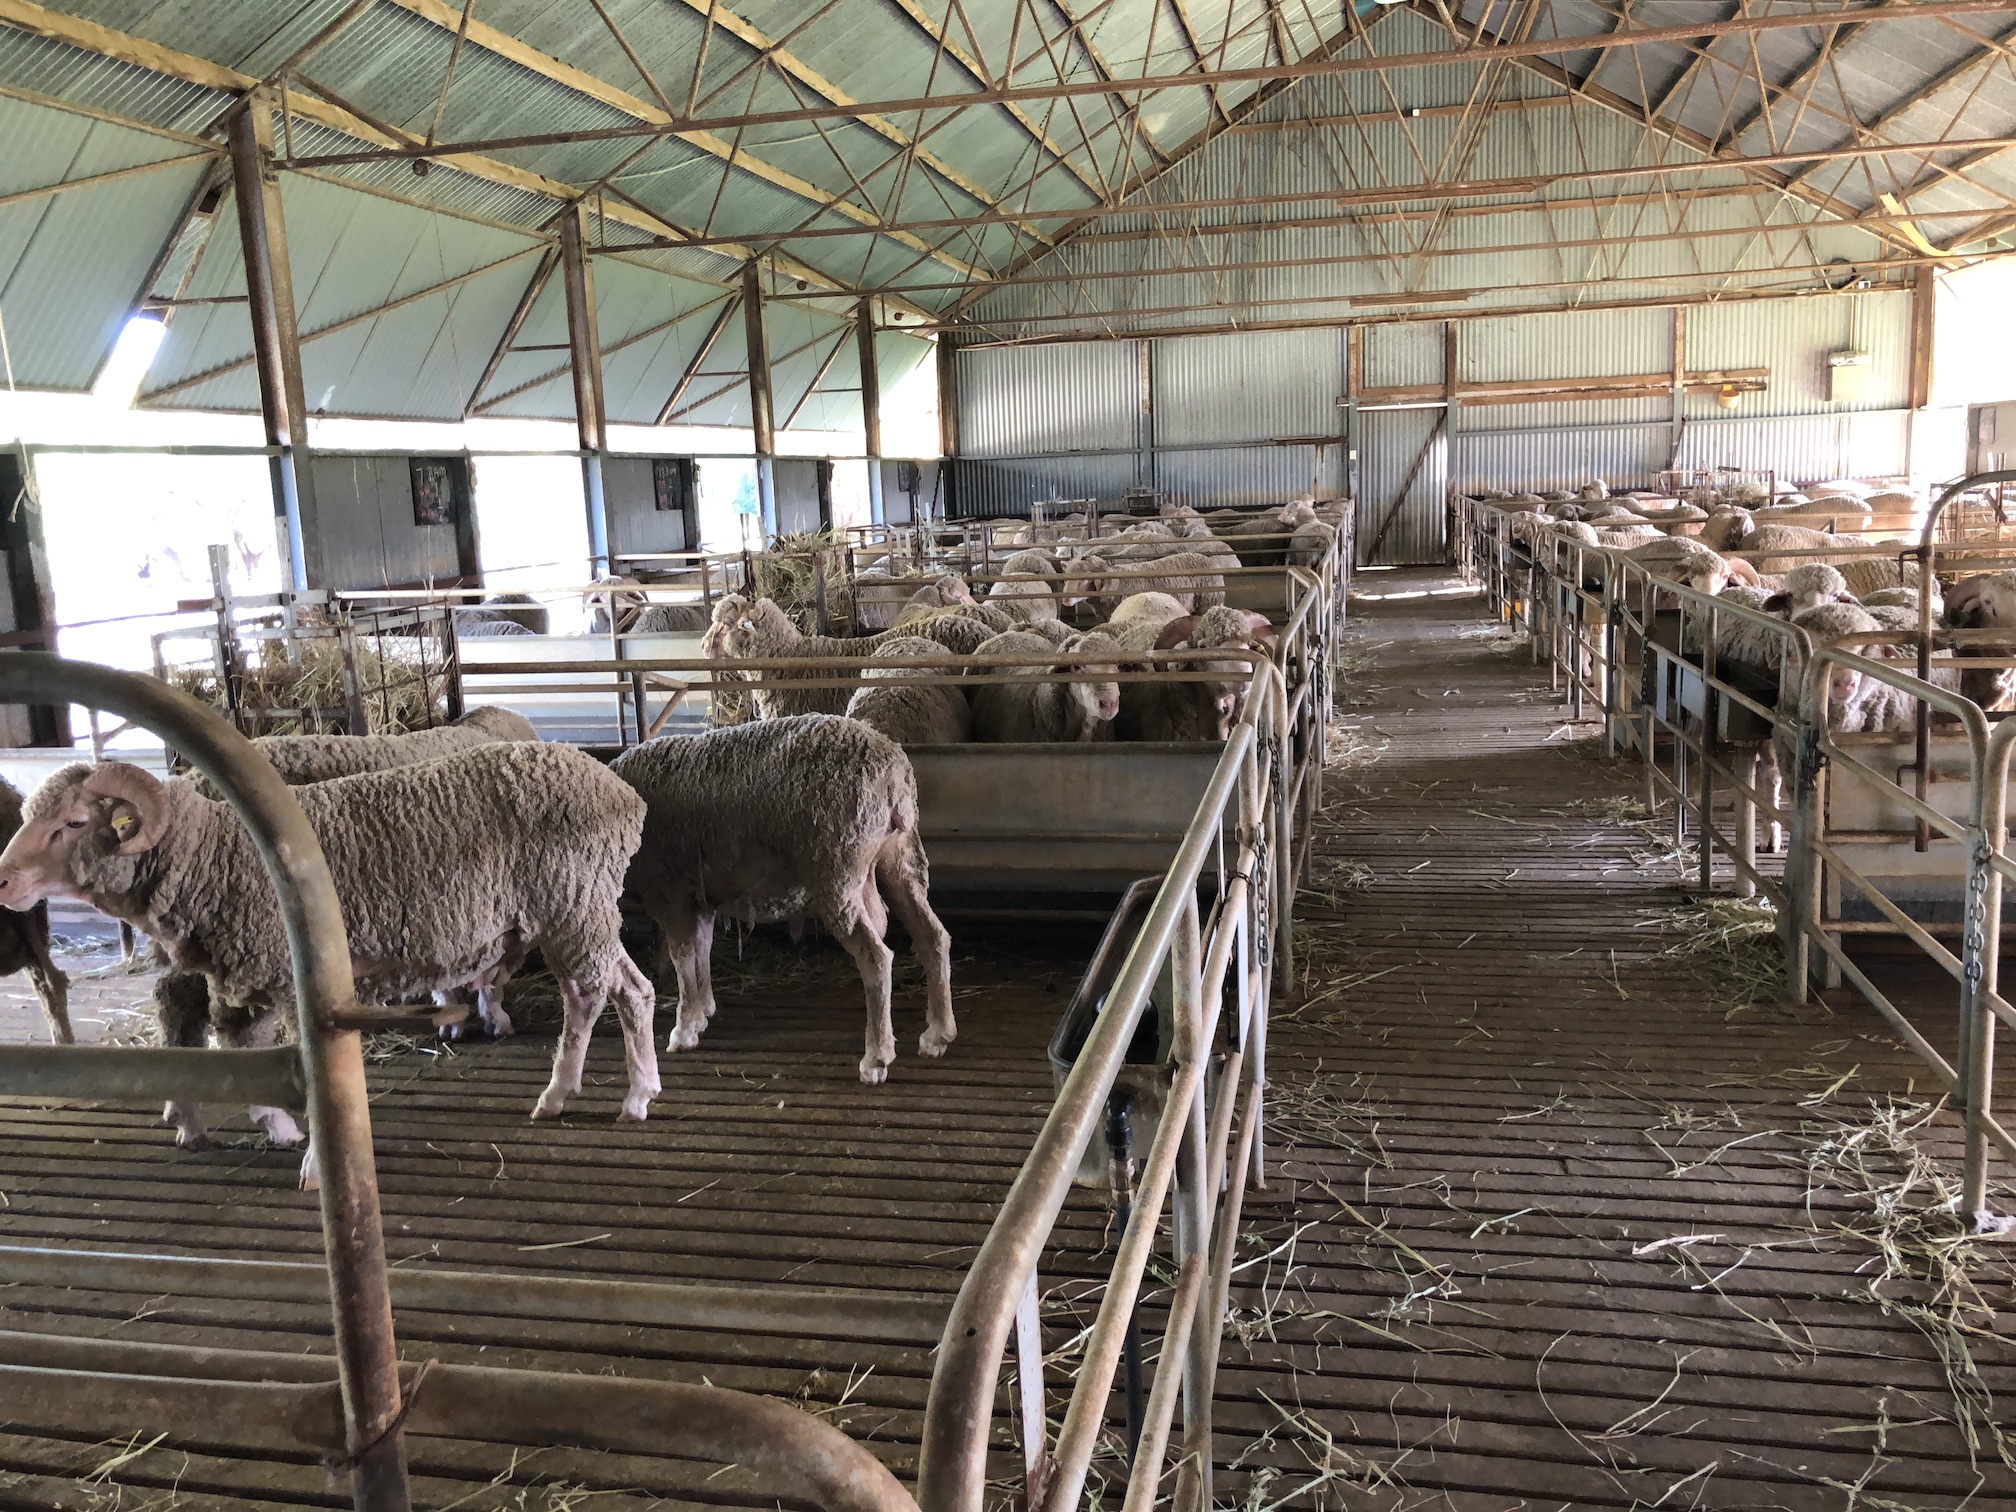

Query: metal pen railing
[[917, 659, 1288, 1512], [1466, 490, 2016, 1222]]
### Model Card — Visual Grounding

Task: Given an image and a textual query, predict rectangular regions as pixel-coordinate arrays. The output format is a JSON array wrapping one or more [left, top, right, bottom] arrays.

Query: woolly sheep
[[191, 705, 538, 794], [1115, 606, 1269, 743], [843, 635, 971, 745], [704, 595, 989, 718], [0, 778, 68, 1044], [986, 548, 1067, 623], [1762, 564, 1856, 617], [0, 744, 656, 1160], [456, 592, 549, 637], [1073, 552, 1226, 619], [969, 630, 1123, 743], [611, 716, 954, 1084], [1618, 535, 1731, 594]]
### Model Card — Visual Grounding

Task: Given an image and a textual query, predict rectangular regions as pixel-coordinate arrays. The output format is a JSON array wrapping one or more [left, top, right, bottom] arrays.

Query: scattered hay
[[1648, 895, 1789, 1012], [1323, 724, 1386, 771], [1301, 858, 1374, 911], [1454, 623, 1530, 656], [163, 630, 446, 737]]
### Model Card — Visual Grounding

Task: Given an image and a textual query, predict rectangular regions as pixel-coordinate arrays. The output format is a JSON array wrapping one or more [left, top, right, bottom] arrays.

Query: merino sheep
[[1618, 535, 1732, 594], [705, 595, 988, 718], [1074, 551, 1226, 619], [191, 705, 538, 794], [970, 630, 1123, 743], [0, 778, 69, 1044], [1117, 606, 1270, 742], [1763, 564, 1857, 617], [0, 744, 656, 1158], [611, 716, 954, 1084], [843, 635, 971, 745], [456, 592, 549, 637], [986, 548, 1067, 623]]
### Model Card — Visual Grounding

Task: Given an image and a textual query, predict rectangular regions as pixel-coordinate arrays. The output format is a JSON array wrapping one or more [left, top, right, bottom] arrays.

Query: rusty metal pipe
[[0, 1045, 303, 1108], [0, 654, 406, 1512]]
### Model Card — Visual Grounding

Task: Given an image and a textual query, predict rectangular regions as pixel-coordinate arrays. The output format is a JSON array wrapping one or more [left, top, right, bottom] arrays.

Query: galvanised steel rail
[[1466, 491, 2016, 1224], [918, 660, 1289, 1512]]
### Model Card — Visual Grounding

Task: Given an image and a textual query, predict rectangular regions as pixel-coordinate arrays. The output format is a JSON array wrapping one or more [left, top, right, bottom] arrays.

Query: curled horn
[[80, 763, 170, 855]]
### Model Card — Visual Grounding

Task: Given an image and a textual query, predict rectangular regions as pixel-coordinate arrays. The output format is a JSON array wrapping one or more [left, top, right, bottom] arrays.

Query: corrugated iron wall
[[954, 288, 1937, 551], [952, 332, 1345, 518]]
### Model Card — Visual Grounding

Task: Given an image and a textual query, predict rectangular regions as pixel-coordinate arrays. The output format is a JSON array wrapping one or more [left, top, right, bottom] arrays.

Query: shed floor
[[2, 568, 2014, 1512], [1232, 567, 2016, 1510]]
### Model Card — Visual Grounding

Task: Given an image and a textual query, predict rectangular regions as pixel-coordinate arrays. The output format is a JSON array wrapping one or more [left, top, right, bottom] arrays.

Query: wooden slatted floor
[[2, 568, 2013, 1511], [1224, 567, 2016, 1511]]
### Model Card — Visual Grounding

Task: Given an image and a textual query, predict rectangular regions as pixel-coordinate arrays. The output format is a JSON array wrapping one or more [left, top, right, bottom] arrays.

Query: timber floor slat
[[1227, 568, 2016, 1511]]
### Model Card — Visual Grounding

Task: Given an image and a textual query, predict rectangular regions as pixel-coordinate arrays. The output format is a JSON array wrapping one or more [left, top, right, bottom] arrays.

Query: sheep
[[1116, 606, 1270, 743], [843, 635, 971, 745], [0, 743, 656, 1157], [455, 592, 549, 637], [1593, 524, 1664, 550], [1862, 583, 1941, 616], [0, 778, 69, 1044], [1073, 552, 1226, 619], [1021, 618, 1079, 648], [704, 595, 989, 718], [629, 603, 712, 634], [1761, 564, 1857, 617], [610, 716, 953, 1085], [890, 574, 983, 627], [1107, 591, 1192, 634], [986, 548, 1066, 623], [1941, 570, 2016, 711], [191, 705, 538, 793], [969, 630, 1123, 743], [1618, 535, 1731, 594]]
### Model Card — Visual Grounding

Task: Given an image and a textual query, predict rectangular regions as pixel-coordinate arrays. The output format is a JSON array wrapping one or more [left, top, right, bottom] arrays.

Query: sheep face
[[0, 763, 166, 911], [1064, 632, 1123, 724]]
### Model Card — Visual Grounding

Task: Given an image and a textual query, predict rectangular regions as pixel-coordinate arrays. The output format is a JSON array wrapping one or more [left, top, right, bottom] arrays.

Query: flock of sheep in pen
[[0, 497, 1338, 1182], [1491, 477, 2016, 738]]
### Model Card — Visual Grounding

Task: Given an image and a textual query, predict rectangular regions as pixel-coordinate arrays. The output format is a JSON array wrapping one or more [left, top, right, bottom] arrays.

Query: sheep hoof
[[298, 1165, 321, 1193], [618, 1098, 652, 1122], [667, 1027, 702, 1052], [172, 1127, 210, 1151], [530, 1093, 567, 1120], [919, 1027, 954, 1057], [858, 1058, 890, 1085]]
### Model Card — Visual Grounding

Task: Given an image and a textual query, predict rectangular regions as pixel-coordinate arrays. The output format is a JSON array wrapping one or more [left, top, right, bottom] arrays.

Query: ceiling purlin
[[944, 0, 1365, 320], [376, 0, 989, 282], [1165, 0, 1234, 127], [1419, 0, 1929, 262], [1646, 0, 1745, 116], [878, 0, 1113, 199], [656, 0, 1060, 251], [1045, 0, 1173, 164]]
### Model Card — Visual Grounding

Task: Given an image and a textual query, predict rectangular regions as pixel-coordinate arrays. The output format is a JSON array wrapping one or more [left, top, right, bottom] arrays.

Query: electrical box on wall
[[1828, 349, 1872, 403]]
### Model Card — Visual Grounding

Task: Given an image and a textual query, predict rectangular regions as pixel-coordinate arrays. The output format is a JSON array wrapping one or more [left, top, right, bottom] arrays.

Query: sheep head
[[0, 762, 171, 910], [1781, 563, 1854, 615], [1699, 510, 1754, 553], [1062, 631, 1123, 725]]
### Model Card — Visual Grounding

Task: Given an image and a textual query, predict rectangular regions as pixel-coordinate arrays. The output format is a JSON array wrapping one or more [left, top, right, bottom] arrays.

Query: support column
[[936, 335, 958, 526], [856, 297, 884, 526], [742, 262, 777, 540], [227, 94, 320, 592], [1443, 320, 1459, 507], [1137, 339, 1155, 495], [1908, 266, 1937, 478], [1669, 305, 1687, 470], [559, 204, 610, 575]]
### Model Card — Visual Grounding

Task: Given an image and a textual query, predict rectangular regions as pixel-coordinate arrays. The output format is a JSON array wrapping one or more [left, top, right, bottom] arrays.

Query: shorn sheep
[[611, 716, 954, 1084], [0, 778, 69, 1044], [843, 635, 972, 745], [969, 630, 1124, 742], [0, 744, 657, 1157]]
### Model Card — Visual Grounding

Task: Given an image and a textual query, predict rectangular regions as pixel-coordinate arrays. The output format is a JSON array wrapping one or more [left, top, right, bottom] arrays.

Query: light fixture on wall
[[1717, 383, 1744, 411]]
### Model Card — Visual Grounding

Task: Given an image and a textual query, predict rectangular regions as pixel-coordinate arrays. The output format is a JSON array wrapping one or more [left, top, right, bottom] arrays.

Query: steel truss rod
[[274, 0, 2016, 170], [769, 207, 1991, 301], [580, 130, 2016, 251], [925, 247, 2010, 332]]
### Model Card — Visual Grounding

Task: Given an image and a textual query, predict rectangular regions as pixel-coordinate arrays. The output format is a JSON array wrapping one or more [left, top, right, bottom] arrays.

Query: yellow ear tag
[[110, 813, 137, 841]]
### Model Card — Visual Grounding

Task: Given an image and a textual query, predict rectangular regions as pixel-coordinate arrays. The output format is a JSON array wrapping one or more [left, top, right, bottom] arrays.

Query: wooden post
[[1908, 266, 1937, 479], [1442, 320, 1459, 547], [1137, 339, 1155, 497], [742, 262, 777, 539], [1344, 326, 1362, 558], [559, 204, 611, 575], [856, 297, 884, 526], [936, 335, 958, 523], [227, 94, 321, 591]]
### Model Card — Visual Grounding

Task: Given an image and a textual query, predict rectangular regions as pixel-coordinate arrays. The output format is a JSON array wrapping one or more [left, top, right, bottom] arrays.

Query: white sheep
[[969, 629, 1123, 742], [843, 635, 971, 745]]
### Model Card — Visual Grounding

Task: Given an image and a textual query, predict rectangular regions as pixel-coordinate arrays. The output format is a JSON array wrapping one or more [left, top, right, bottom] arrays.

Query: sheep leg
[[19, 906, 71, 1045], [476, 986, 515, 1038], [829, 904, 897, 1085], [219, 1008, 304, 1147], [877, 833, 955, 1058], [609, 957, 662, 1122], [661, 910, 717, 1050], [532, 977, 605, 1119], [154, 970, 212, 1149]]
